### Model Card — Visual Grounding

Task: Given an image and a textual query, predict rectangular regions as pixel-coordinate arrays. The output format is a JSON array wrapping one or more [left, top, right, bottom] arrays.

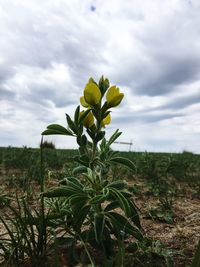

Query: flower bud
[[106, 86, 124, 108], [84, 81, 102, 106], [80, 96, 89, 107]]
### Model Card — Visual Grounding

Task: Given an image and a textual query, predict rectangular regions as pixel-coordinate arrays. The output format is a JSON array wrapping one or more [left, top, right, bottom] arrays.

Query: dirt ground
[[0, 172, 199, 266], [133, 181, 200, 267]]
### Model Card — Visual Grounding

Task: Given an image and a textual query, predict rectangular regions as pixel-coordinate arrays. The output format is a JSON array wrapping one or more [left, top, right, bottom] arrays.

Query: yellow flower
[[106, 86, 124, 108], [102, 113, 111, 127], [80, 96, 89, 108], [80, 111, 94, 128], [84, 81, 101, 106]]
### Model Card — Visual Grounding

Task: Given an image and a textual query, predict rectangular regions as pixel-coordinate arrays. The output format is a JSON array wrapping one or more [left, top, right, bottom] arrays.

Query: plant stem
[[40, 136, 46, 256], [91, 110, 102, 167]]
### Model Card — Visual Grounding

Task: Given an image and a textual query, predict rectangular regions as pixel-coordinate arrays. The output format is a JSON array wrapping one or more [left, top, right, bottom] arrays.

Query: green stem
[[40, 136, 46, 255], [91, 109, 102, 167], [78, 234, 96, 267], [92, 141, 97, 161], [40, 136, 44, 193]]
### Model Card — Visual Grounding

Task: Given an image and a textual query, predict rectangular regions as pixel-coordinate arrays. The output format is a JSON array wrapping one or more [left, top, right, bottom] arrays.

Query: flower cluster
[[80, 76, 124, 129]]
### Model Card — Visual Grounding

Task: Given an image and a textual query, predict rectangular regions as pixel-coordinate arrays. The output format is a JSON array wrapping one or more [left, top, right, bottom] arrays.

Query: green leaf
[[63, 177, 84, 191], [95, 131, 105, 142], [110, 157, 136, 171], [81, 229, 96, 243], [107, 129, 122, 146], [109, 187, 131, 217], [98, 75, 110, 95], [81, 134, 88, 146], [127, 199, 141, 229], [106, 180, 126, 190], [25, 209, 70, 227], [89, 194, 106, 205], [104, 201, 119, 212], [42, 124, 73, 136], [73, 205, 91, 231], [43, 186, 78, 198], [74, 105, 80, 126], [42, 129, 62, 135], [86, 128, 95, 139], [69, 194, 88, 206], [191, 240, 200, 267], [94, 213, 105, 243], [72, 166, 88, 175], [100, 138, 106, 149], [106, 212, 143, 241], [66, 114, 78, 134]]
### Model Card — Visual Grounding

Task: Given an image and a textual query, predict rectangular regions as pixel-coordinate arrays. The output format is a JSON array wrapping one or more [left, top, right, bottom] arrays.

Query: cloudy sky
[[0, 0, 200, 153]]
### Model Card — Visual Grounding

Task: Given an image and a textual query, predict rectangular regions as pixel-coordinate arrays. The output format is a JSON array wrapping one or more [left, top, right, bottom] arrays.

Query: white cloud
[[0, 0, 200, 152]]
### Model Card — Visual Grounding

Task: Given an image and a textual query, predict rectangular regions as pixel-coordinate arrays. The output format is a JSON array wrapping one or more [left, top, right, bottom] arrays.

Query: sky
[[0, 0, 200, 153]]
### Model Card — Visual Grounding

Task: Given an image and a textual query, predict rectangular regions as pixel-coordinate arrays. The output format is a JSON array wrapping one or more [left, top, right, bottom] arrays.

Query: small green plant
[[147, 177, 175, 224], [0, 140, 62, 266], [42, 76, 143, 265], [126, 239, 175, 267], [0, 195, 48, 266], [139, 153, 176, 224]]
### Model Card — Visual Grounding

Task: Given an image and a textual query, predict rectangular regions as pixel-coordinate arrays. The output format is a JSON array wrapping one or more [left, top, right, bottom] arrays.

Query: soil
[[0, 170, 199, 267], [131, 179, 200, 267]]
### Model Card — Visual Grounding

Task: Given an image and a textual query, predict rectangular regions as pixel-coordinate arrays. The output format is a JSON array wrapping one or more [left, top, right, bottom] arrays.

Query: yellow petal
[[106, 86, 119, 103], [102, 113, 111, 127], [106, 86, 124, 108], [80, 96, 89, 107], [110, 93, 124, 107], [84, 82, 101, 106], [83, 111, 94, 128]]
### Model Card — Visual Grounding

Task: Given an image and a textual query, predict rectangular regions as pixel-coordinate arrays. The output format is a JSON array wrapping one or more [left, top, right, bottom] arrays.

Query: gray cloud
[[0, 87, 16, 99], [135, 57, 200, 96], [108, 2, 200, 97], [112, 110, 185, 125], [0, 0, 200, 152], [162, 91, 200, 110], [24, 84, 75, 108]]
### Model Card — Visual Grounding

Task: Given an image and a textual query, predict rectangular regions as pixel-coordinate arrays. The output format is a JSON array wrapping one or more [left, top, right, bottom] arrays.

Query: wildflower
[[80, 96, 89, 108], [83, 81, 101, 106], [106, 86, 124, 108]]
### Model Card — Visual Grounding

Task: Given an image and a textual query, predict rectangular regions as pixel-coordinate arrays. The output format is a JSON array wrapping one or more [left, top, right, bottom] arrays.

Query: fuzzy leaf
[[109, 187, 131, 217], [110, 157, 136, 171], [89, 194, 106, 205], [73, 205, 91, 231], [43, 186, 78, 198], [107, 129, 122, 146], [66, 114, 78, 134], [72, 166, 88, 175], [94, 213, 105, 243], [127, 199, 141, 229], [42, 124, 73, 136], [74, 105, 80, 126], [104, 201, 119, 212], [106, 212, 143, 241], [106, 180, 126, 191]]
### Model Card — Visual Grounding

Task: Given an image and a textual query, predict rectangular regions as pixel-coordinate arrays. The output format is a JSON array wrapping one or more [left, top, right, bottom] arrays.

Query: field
[[0, 146, 200, 267]]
